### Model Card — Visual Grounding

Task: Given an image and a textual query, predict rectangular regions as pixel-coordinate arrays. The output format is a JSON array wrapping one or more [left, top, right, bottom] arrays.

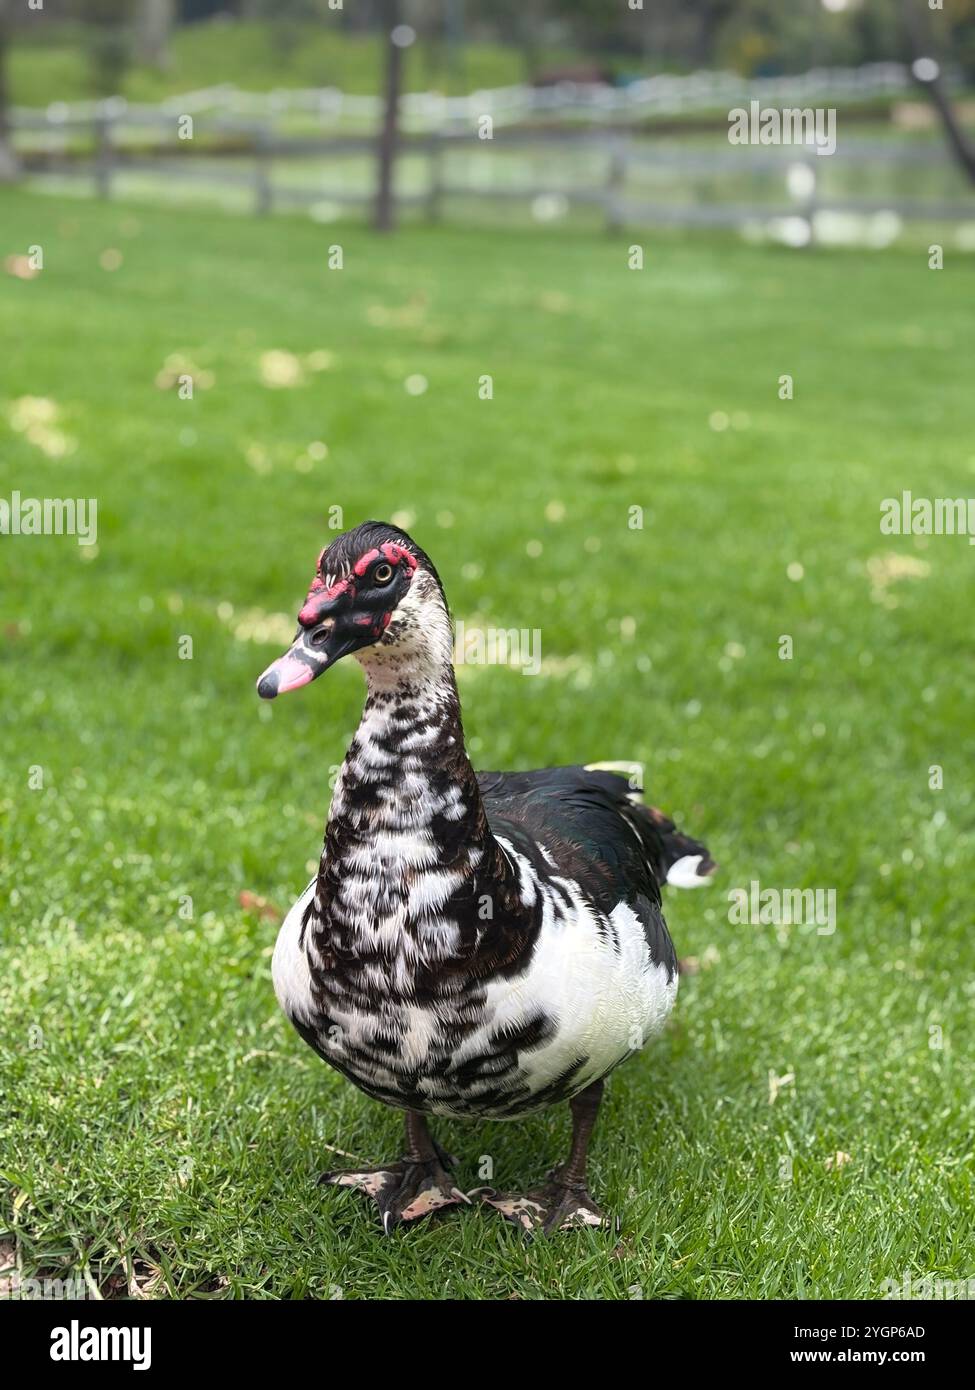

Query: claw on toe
[[319, 1159, 471, 1234], [477, 1181, 611, 1236]]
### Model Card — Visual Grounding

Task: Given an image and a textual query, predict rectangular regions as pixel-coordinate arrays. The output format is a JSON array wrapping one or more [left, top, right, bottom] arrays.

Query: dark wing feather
[[479, 765, 716, 888], [476, 765, 714, 975]]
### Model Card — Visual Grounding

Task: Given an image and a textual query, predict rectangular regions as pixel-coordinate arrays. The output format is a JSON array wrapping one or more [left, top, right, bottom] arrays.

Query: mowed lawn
[[1, 187, 973, 1300]]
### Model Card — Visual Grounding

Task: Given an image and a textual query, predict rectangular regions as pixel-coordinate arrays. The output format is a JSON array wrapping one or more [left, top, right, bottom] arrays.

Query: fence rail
[[10, 61, 921, 133], [10, 71, 974, 240]]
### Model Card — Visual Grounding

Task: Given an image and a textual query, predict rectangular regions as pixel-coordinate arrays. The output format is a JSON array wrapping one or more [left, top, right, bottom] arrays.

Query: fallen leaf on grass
[[259, 349, 304, 388], [866, 552, 930, 607], [768, 1069, 796, 1104], [4, 255, 40, 281], [678, 945, 719, 976], [239, 891, 284, 923], [0, 1238, 18, 1298]]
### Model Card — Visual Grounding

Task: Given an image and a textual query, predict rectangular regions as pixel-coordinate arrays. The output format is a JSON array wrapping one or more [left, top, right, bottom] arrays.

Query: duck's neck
[[319, 588, 507, 920], [327, 661, 492, 860], [315, 582, 539, 975]]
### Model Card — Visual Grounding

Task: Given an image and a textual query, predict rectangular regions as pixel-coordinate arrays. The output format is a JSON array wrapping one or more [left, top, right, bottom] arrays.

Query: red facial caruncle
[[297, 541, 417, 629], [256, 535, 419, 700]]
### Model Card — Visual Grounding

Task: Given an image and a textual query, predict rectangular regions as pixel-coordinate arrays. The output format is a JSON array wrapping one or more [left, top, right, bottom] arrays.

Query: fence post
[[799, 154, 818, 247], [426, 133, 444, 222], [254, 124, 273, 215], [604, 138, 626, 234], [94, 113, 113, 199]]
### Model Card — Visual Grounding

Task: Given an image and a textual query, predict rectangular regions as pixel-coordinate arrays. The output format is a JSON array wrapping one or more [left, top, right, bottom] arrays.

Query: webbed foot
[[478, 1079, 612, 1237], [478, 1169, 610, 1236], [319, 1121, 470, 1234]]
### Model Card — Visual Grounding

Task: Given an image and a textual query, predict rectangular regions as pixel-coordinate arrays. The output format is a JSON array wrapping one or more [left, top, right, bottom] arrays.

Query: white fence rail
[[9, 62, 974, 239], [11, 61, 919, 134]]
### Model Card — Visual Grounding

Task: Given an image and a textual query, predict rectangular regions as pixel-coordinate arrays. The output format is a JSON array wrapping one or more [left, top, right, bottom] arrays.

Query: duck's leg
[[481, 1080, 611, 1235], [319, 1110, 470, 1234]]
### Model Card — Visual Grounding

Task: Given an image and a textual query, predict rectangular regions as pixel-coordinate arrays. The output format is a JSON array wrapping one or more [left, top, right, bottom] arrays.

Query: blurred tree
[[414, 0, 466, 90], [135, 0, 175, 70], [546, 0, 735, 68], [241, 0, 342, 63], [548, 0, 629, 56], [491, 0, 547, 82], [686, 0, 739, 67], [0, 0, 19, 182], [267, 0, 320, 63], [850, 0, 903, 66], [461, 0, 910, 74], [375, 0, 405, 231], [901, 0, 975, 184], [939, 0, 975, 82], [715, 0, 840, 74], [76, 0, 138, 97]]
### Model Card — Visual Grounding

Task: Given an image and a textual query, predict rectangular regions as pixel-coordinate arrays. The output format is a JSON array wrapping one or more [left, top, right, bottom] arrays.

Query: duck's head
[[256, 520, 450, 699]]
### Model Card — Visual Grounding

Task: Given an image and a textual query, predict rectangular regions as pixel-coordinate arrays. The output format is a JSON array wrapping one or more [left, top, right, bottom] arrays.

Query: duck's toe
[[320, 1156, 471, 1234], [477, 1177, 612, 1237]]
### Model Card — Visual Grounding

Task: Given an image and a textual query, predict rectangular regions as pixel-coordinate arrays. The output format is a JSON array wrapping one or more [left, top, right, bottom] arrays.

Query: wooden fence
[[10, 100, 975, 239], [10, 61, 918, 132]]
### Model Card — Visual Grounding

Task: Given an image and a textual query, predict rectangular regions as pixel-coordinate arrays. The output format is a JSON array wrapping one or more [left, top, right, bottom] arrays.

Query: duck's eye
[[373, 563, 394, 585]]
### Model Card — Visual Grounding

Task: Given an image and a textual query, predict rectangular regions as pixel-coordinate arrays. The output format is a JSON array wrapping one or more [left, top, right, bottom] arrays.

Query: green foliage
[[76, 1, 138, 99], [12, 5, 975, 107], [0, 188, 973, 1297], [7, 19, 581, 105]]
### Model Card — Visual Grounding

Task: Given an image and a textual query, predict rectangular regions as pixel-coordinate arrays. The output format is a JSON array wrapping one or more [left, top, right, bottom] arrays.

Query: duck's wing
[[477, 765, 703, 976], [477, 764, 717, 898]]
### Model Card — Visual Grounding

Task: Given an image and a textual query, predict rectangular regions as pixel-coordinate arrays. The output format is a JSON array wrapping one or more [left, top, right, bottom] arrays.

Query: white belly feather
[[272, 836, 678, 1119], [271, 878, 317, 1024]]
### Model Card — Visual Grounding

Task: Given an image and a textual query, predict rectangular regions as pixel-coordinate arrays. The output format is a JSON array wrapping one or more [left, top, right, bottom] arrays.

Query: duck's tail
[[623, 800, 718, 889], [582, 761, 718, 891]]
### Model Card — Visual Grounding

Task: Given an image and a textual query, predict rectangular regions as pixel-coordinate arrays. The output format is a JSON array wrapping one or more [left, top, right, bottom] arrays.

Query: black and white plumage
[[258, 521, 716, 1234]]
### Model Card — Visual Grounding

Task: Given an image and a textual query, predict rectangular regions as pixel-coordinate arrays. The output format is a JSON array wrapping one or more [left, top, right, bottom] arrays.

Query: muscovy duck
[[257, 521, 716, 1235]]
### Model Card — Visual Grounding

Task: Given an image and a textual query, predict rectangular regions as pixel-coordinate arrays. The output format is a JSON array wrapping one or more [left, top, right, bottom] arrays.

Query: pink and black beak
[[255, 619, 354, 699], [256, 580, 359, 700], [256, 540, 418, 700]]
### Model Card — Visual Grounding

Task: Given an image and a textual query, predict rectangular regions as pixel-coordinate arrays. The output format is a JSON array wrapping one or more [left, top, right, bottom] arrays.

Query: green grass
[[1, 187, 973, 1300]]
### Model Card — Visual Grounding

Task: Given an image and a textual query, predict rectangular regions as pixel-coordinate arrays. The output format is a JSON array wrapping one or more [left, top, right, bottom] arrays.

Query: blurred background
[[2, 0, 975, 247]]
